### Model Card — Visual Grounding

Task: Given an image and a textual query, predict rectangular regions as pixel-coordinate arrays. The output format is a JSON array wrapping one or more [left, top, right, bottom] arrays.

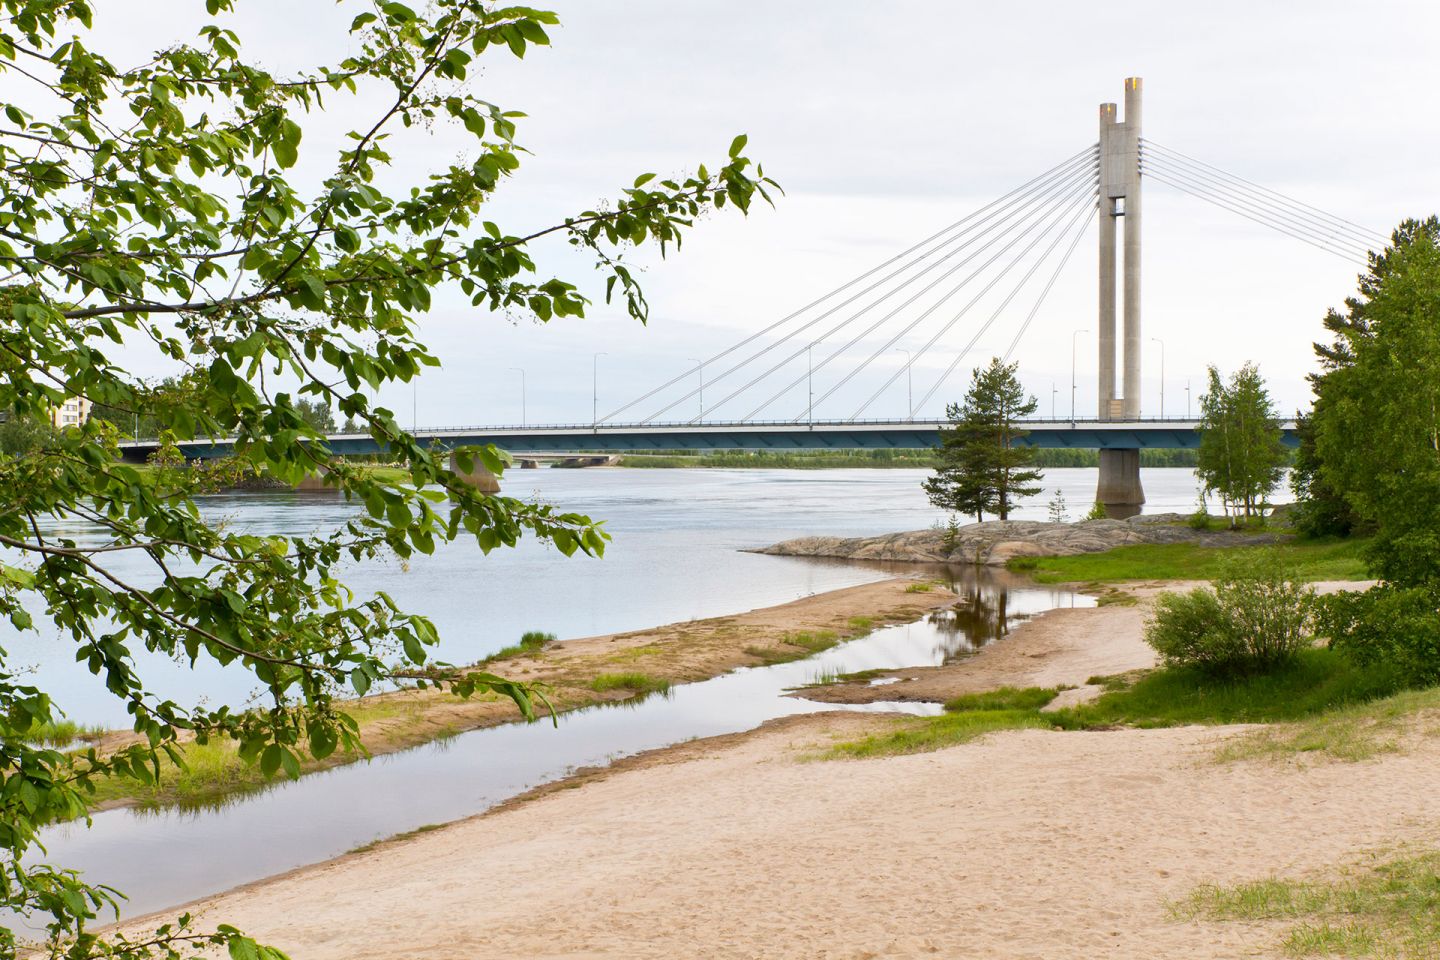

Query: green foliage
[[1014, 538, 1371, 584], [1051, 647, 1401, 729], [1196, 362, 1288, 524], [942, 686, 1060, 712], [824, 708, 1052, 759], [1082, 501, 1108, 521], [1289, 411, 1358, 538], [484, 630, 557, 663], [1215, 686, 1440, 764], [1310, 218, 1440, 586], [1046, 489, 1068, 523], [588, 673, 671, 695], [1320, 584, 1440, 688], [923, 358, 1042, 521], [1143, 552, 1317, 675], [1174, 848, 1440, 959], [0, 414, 54, 456], [0, 3, 775, 955]]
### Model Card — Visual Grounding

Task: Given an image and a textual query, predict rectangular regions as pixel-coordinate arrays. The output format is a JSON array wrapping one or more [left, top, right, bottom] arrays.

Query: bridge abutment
[[449, 450, 501, 493]]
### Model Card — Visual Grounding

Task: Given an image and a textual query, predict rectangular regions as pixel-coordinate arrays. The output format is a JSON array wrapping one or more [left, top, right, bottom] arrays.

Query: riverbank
[[126, 578, 1440, 959], [87, 577, 958, 812]]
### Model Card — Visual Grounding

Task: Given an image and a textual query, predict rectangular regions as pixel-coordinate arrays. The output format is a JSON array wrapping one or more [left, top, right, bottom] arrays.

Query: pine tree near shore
[[924, 359, 1042, 522]]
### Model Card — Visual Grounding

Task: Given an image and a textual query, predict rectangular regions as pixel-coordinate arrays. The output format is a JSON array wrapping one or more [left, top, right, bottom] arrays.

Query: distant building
[[49, 396, 92, 429]]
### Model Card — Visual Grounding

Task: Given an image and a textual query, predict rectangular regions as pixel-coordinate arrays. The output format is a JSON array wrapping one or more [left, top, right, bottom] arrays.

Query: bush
[[1320, 584, 1440, 687], [1083, 501, 1108, 521], [1144, 551, 1316, 675]]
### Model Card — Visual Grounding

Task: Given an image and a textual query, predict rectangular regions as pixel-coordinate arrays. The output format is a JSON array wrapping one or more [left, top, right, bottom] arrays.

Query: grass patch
[[1173, 848, 1440, 958], [348, 822, 446, 856], [792, 667, 894, 689], [25, 719, 105, 748], [846, 616, 874, 632], [1010, 537, 1371, 584], [823, 686, 1060, 759], [903, 581, 936, 593], [1214, 686, 1440, 764], [1050, 648, 1402, 730], [484, 630, 556, 663], [588, 672, 672, 696], [943, 686, 1061, 712], [825, 709, 1052, 759]]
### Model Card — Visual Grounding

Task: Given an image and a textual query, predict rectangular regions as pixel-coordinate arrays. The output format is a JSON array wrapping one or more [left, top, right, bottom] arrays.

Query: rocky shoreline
[[753, 513, 1283, 566]]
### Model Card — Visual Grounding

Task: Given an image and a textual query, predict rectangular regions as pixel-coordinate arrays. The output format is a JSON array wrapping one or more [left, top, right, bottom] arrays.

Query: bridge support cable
[[640, 148, 1101, 424], [1138, 143, 1379, 263], [728, 161, 1102, 421], [1141, 140, 1387, 247], [596, 144, 1100, 425], [854, 187, 1099, 420], [1000, 204, 1099, 364]]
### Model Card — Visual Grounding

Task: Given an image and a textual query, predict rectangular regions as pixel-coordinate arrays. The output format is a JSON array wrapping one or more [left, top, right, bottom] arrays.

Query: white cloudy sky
[[77, 1, 1440, 425]]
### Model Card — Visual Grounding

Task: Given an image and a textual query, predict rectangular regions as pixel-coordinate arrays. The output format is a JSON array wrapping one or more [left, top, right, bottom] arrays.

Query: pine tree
[[924, 358, 1042, 521]]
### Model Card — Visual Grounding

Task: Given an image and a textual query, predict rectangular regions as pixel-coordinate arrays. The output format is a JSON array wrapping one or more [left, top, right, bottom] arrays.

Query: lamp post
[[1150, 336, 1165, 419], [1051, 381, 1057, 420], [509, 367, 526, 426], [1185, 379, 1192, 420], [807, 340, 826, 423], [895, 348, 912, 420], [592, 352, 607, 429], [687, 358, 704, 419], [1071, 328, 1089, 425]]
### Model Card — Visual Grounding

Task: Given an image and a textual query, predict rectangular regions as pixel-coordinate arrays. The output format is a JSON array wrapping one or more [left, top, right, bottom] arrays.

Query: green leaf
[[728, 134, 748, 159]]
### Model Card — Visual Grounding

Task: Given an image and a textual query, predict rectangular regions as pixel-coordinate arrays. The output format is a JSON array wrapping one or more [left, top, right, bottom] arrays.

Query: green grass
[[1010, 537, 1371, 584], [903, 581, 937, 593], [24, 719, 105, 748], [1051, 648, 1402, 729], [1214, 687, 1440, 764], [825, 651, 1422, 762], [793, 667, 893, 689], [1173, 848, 1440, 957], [846, 616, 874, 632], [588, 672, 672, 696], [348, 822, 446, 856], [484, 630, 556, 663]]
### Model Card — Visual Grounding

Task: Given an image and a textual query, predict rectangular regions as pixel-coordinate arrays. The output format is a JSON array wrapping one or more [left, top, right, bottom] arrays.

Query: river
[[11, 467, 1203, 727]]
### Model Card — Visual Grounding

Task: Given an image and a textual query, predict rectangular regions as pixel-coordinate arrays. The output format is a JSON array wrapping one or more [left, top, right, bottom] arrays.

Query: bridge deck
[[117, 418, 1298, 459]]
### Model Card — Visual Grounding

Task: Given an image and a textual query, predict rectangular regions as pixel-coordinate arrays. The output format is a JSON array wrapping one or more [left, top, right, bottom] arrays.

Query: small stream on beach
[[33, 566, 1089, 923]]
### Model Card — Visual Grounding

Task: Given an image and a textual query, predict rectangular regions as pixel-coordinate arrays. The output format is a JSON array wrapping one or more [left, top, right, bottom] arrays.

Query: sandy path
[[165, 715, 1440, 960]]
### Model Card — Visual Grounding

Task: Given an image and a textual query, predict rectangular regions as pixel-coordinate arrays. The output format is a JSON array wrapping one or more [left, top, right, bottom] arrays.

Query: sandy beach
[[119, 578, 1440, 959]]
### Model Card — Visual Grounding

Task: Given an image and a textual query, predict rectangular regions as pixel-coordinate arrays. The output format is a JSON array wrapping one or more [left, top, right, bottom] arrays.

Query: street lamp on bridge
[[592, 352, 607, 429], [895, 348, 912, 421], [807, 340, 826, 424], [509, 367, 526, 427], [1151, 337, 1165, 419], [687, 358, 704, 420], [1071, 328, 1089, 425]]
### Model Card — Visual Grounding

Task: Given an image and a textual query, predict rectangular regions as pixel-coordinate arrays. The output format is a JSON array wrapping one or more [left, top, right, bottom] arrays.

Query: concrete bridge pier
[[1097, 449, 1145, 519], [449, 450, 501, 493]]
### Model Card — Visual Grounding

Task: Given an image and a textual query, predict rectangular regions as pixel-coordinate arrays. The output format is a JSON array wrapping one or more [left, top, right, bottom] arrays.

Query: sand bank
[[125, 579, 1440, 959]]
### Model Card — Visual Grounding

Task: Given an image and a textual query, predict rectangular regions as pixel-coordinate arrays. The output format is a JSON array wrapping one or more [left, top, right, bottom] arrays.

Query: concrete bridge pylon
[[1096, 77, 1146, 518]]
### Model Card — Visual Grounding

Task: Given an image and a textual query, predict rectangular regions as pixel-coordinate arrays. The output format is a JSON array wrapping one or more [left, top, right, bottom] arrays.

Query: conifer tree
[[924, 359, 1042, 522]]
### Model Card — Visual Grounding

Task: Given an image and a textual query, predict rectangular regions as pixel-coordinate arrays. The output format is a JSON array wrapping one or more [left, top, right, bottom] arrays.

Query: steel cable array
[[593, 138, 1383, 427], [598, 145, 1100, 425], [1139, 140, 1381, 263]]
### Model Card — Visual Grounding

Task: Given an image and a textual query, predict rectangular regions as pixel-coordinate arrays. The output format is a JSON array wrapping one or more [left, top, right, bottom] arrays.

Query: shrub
[[1320, 584, 1440, 687], [1144, 551, 1315, 675], [1083, 501, 1108, 521]]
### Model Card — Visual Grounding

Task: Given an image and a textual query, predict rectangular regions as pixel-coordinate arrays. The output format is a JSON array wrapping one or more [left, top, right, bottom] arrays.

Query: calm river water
[[12, 467, 1202, 727]]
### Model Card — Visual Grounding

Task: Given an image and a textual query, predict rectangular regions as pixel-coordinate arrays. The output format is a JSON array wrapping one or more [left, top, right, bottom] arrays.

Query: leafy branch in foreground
[[0, 1, 776, 956]]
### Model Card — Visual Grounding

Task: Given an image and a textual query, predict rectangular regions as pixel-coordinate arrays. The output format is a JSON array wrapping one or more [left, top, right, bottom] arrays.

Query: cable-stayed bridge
[[137, 79, 1378, 515]]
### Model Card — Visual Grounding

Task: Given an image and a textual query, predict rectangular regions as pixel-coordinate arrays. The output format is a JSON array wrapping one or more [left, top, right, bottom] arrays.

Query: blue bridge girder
[[119, 417, 1299, 461]]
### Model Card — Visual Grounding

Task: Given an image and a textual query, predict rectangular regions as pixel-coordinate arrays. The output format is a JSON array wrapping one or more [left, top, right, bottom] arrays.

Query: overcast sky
[[86, 1, 1440, 426]]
